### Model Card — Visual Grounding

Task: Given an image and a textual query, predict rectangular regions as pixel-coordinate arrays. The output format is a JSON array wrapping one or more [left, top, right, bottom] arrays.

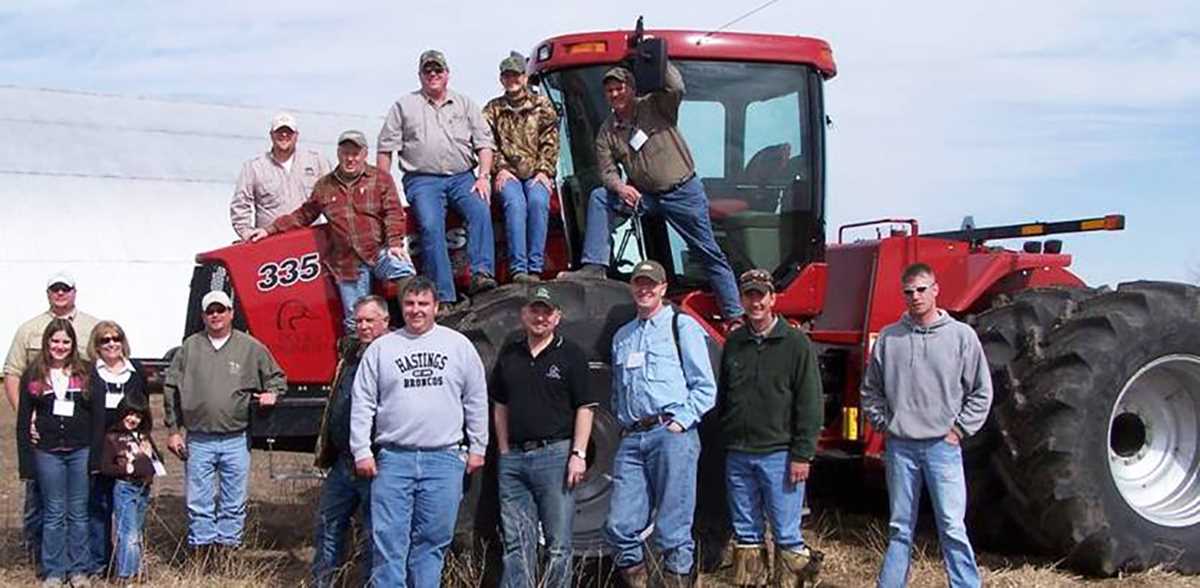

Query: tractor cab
[[531, 30, 835, 297]]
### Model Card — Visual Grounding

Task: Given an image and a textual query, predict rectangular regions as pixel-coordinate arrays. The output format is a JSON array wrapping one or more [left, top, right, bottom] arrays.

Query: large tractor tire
[[992, 281, 1200, 575], [965, 286, 1099, 548], [448, 279, 637, 553]]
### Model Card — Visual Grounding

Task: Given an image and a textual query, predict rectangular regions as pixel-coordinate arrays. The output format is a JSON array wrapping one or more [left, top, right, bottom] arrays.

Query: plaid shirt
[[266, 165, 407, 281]]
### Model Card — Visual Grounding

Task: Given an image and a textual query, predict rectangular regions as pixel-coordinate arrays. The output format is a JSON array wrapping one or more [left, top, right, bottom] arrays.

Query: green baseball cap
[[631, 260, 667, 283], [603, 66, 633, 85], [525, 286, 559, 309]]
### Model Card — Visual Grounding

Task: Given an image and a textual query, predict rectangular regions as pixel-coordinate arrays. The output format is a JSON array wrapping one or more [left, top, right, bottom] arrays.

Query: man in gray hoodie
[[349, 276, 488, 588], [861, 263, 992, 588]]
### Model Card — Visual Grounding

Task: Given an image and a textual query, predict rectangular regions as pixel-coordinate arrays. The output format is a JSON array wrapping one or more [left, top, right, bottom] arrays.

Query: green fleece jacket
[[718, 318, 823, 461], [163, 330, 286, 434]]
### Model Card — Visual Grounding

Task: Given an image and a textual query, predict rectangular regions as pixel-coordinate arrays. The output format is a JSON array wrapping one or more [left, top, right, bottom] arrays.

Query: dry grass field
[[1, 402, 1196, 587]]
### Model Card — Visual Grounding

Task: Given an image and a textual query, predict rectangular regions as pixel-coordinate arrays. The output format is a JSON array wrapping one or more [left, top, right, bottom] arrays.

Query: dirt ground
[[1, 401, 1196, 587]]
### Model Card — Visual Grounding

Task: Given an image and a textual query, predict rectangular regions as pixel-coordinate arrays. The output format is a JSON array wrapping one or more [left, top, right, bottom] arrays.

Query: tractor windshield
[[540, 60, 825, 287]]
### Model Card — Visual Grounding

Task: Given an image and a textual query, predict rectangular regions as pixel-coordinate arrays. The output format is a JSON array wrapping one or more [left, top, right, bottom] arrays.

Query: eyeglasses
[[48, 285, 74, 293], [902, 284, 936, 296], [204, 306, 229, 315], [98, 336, 122, 344]]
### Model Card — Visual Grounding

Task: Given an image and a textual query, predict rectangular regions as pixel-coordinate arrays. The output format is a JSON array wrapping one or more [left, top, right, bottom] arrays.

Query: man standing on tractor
[[349, 277, 488, 587], [482, 52, 560, 285], [376, 49, 498, 313], [719, 268, 824, 587], [557, 61, 744, 327], [230, 112, 330, 241], [605, 260, 716, 588], [247, 130, 415, 333], [861, 263, 993, 588]]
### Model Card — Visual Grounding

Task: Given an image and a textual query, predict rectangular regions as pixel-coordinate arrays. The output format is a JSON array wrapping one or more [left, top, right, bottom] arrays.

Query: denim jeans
[[334, 248, 417, 333], [579, 177, 743, 319], [87, 475, 115, 575], [725, 450, 806, 550], [312, 455, 372, 588], [34, 447, 90, 580], [24, 478, 42, 563], [498, 178, 551, 275], [112, 479, 150, 579], [605, 425, 700, 575], [878, 437, 980, 588], [498, 440, 574, 588], [369, 446, 466, 588], [403, 171, 496, 302], [185, 431, 250, 547]]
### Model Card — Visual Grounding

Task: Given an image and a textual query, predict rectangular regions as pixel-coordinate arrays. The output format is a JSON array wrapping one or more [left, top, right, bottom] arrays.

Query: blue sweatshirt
[[349, 325, 488, 461], [860, 310, 993, 440]]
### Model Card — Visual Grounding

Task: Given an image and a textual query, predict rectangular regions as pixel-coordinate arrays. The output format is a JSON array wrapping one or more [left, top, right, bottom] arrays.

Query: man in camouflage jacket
[[482, 53, 560, 284]]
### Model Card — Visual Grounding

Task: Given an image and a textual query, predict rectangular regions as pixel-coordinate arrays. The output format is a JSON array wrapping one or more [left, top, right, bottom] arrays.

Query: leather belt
[[624, 413, 673, 434], [512, 438, 568, 453]]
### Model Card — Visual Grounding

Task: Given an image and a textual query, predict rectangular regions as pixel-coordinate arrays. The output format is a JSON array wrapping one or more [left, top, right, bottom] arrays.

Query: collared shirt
[[482, 89, 560, 180], [610, 305, 716, 429], [266, 165, 407, 281], [230, 149, 331, 240], [376, 89, 495, 175], [4, 309, 100, 378], [95, 358, 135, 385], [595, 62, 696, 194], [491, 334, 599, 444]]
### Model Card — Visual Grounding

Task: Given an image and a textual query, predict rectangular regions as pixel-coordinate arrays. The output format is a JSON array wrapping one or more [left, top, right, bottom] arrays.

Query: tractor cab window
[[541, 60, 822, 287]]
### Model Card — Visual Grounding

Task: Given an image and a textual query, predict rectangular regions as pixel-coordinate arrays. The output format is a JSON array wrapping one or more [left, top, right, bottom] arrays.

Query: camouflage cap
[[739, 268, 775, 294], [499, 53, 525, 74], [419, 49, 448, 70], [525, 285, 559, 309], [603, 66, 634, 85], [631, 260, 667, 284]]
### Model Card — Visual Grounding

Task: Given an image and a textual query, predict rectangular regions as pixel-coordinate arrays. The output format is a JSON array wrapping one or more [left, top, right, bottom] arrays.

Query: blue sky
[[2, 0, 1198, 287]]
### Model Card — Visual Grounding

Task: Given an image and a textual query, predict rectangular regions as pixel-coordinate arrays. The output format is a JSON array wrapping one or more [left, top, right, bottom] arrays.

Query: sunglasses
[[204, 306, 229, 315], [98, 336, 122, 344], [421, 66, 446, 75], [48, 284, 74, 293], [902, 284, 936, 296]]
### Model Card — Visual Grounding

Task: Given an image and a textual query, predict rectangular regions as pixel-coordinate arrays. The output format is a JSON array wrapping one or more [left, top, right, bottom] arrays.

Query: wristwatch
[[570, 448, 587, 459]]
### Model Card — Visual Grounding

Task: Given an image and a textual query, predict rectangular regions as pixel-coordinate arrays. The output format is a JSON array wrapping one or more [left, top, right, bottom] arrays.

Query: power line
[[0, 169, 230, 184], [698, 0, 785, 43]]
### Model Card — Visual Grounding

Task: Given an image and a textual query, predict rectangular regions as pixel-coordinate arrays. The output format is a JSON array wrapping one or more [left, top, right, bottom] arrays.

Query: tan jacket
[[230, 149, 331, 240], [595, 62, 695, 194]]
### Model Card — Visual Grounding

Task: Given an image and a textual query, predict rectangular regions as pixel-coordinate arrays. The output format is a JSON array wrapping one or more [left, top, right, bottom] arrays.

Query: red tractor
[[181, 28, 1200, 576]]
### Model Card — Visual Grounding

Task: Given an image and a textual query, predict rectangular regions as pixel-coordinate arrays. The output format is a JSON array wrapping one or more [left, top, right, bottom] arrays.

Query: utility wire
[[698, 0, 785, 43]]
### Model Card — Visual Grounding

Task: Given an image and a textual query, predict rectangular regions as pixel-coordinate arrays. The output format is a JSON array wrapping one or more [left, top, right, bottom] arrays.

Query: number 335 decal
[[256, 253, 321, 291]]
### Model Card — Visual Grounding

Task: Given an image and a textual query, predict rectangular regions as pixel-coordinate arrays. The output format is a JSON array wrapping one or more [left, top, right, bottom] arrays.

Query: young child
[[99, 397, 163, 582]]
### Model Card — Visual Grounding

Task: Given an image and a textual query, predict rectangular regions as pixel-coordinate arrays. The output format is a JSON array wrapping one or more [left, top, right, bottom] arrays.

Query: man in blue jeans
[[350, 277, 489, 587], [163, 290, 287, 551], [491, 286, 600, 587], [606, 260, 716, 588], [861, 263, 994, 588], [377, 50, 497, 312], [557, 62, 743, 327], [310, 295, 391, 587]]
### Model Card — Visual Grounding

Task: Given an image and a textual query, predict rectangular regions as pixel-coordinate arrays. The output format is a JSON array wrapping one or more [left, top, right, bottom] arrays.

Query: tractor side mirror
[[628, 37, 668, 95]]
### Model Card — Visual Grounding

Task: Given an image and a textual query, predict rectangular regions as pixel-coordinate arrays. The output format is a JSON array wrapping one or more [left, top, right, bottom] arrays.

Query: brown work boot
[[467, 273, 498, 295], [731, 543, 767, 586], [618, 563, 649, 588], [556, 263, 606, 280], [512, 271, 541, 284], [774, 545, 824, 587]]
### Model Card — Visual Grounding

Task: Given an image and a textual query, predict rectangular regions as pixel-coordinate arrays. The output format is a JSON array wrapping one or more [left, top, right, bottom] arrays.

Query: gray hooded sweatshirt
[[861, 310, 993, 440]]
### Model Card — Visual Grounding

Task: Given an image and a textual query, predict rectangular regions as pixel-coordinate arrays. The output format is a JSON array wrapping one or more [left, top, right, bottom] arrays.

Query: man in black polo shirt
[[491, 286, 600, 588]]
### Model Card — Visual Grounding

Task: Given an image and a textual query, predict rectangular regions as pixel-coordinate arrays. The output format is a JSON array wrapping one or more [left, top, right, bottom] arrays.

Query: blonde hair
[[89, 320, 131, 360]]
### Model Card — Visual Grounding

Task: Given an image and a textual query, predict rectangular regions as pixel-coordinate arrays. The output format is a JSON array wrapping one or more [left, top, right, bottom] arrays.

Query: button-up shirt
[[377, 89, 495, 175], [595, 62, 696, 194], [266, 165, 407, 281], [4, 309, 100, 378], [230, 149, 331, 240], [610, 305, 716, 429]]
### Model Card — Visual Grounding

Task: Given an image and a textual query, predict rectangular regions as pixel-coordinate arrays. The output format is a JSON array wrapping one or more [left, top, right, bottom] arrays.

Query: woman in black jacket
[[85, 320, 148, 578], [17, 318, 96, 586]]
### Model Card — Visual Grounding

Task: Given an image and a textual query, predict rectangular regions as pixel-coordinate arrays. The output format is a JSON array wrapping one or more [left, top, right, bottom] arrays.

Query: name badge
[[626, 351, 645, 369], [152, 458, 167, 477], [53, 399, 75, 417], [106, 392, 124, 409], [629, 129, 649, 151]]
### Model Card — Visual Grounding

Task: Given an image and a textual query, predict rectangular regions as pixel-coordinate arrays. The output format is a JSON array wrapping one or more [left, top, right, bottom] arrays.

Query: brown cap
[[603, 66, 633, 85], [419, 49, 448, 70], [337, 130, 368, 149], [631, 260, 667, 283], [739, 268, 774, 294]]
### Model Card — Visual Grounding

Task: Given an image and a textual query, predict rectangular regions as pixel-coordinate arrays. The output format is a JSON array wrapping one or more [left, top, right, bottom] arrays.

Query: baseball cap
[[46, 271, 76, 290], [603, 67, 633, 85], [337, 130, 368, 149], [630, 260, 667, 283], [499, 53, 525, 74], [525, 286, 559, 309], [419, 49, 448, 70], [738, 268, 775, 294], [201, 290, 233, 310], [270, 112, 297, 133]]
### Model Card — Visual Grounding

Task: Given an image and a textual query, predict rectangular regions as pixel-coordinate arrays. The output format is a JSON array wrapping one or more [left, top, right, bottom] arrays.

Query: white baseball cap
[[270, 112, 298, 132], [201, 290, 233, 310], [46, 271, 76, 289]]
